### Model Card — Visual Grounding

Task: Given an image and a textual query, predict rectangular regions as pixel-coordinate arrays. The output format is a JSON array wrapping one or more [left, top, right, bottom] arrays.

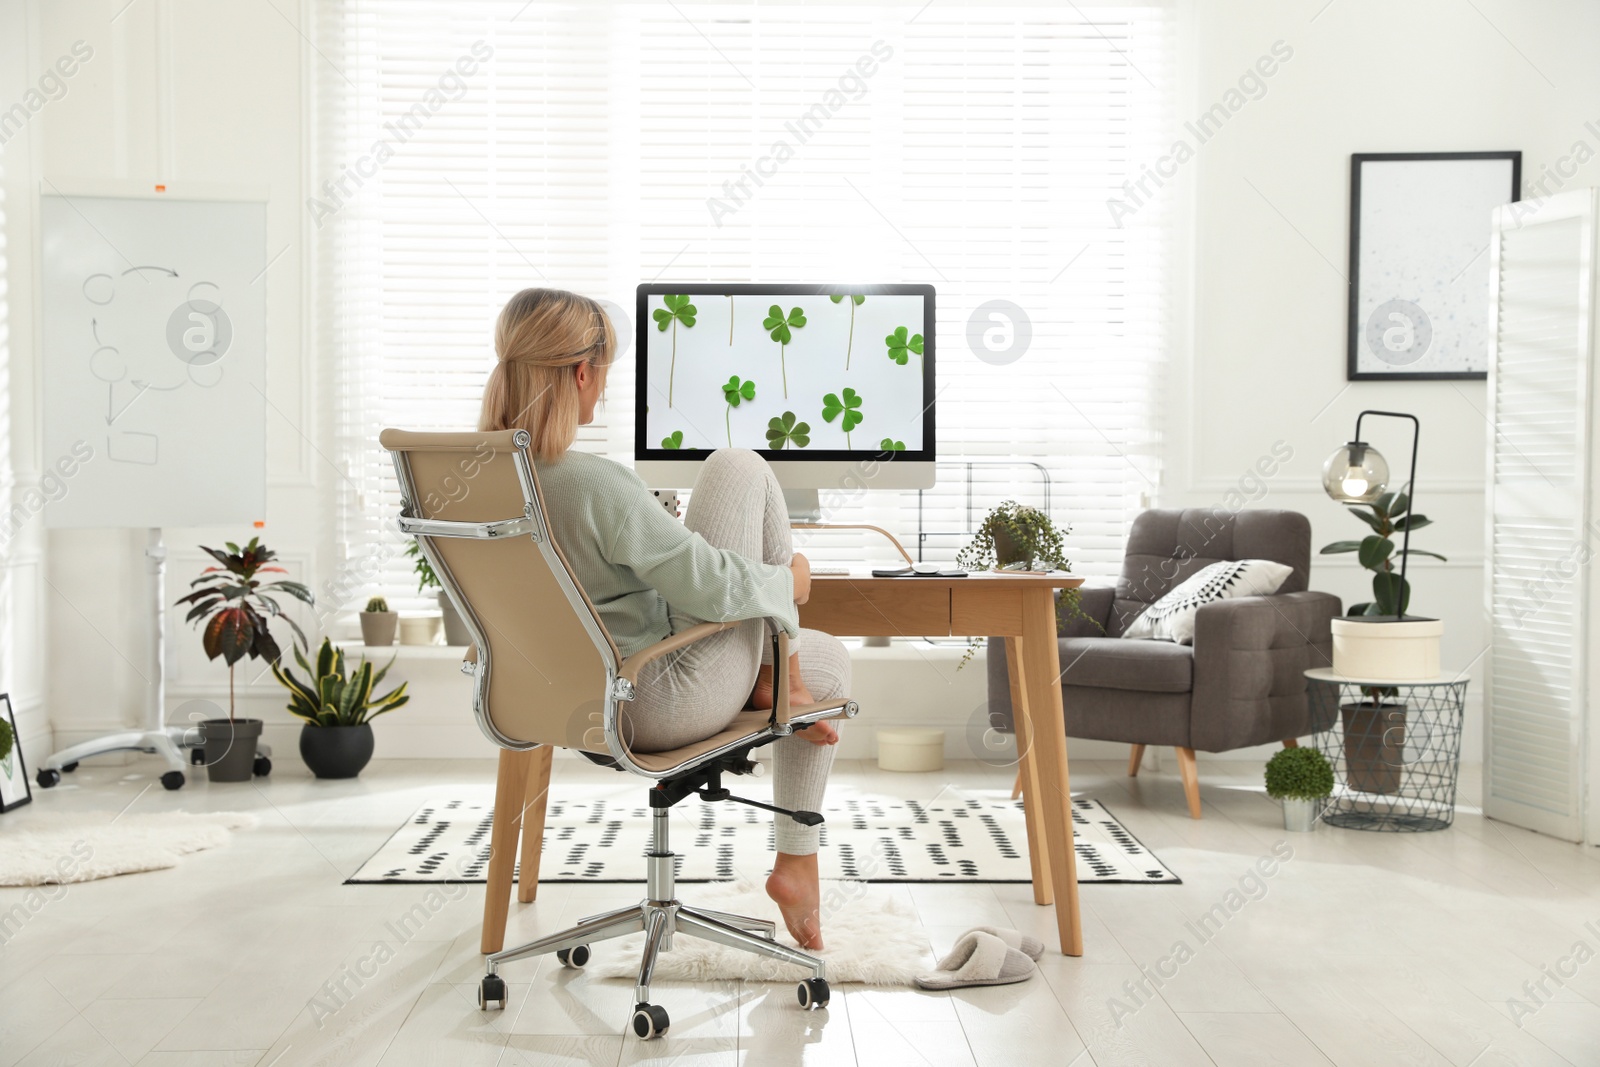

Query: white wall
[[10, 0, 1597, 772], [1168, 0, 1600, 764]]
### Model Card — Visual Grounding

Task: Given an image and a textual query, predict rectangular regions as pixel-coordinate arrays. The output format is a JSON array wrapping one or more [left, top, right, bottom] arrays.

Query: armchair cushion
[[1059, 637, 1193, 693], [1122, 559, 1294, 644]]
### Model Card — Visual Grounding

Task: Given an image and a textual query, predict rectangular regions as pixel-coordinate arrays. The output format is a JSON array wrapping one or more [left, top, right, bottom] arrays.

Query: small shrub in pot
[[272, 638, 410, 779], [360, 595, 399, 647]]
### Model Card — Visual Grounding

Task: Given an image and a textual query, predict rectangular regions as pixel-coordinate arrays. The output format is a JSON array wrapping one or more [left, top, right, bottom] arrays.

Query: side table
[[1304, 668, 1470, 832]]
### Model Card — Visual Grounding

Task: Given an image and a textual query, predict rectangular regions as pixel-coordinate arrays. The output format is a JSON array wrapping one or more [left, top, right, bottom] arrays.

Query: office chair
[[380, 429, 858, 1040]]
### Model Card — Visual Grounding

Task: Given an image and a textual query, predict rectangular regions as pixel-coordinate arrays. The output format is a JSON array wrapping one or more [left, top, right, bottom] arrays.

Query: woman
[[479, 287, 848, 950]]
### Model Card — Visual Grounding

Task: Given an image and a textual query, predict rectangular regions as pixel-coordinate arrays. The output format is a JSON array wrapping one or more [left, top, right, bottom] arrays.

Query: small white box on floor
[[876, 727, 945, 772]]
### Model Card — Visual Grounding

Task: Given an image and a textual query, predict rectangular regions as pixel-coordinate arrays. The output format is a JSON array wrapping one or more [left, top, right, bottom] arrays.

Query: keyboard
[[810, 566, 851, 575]]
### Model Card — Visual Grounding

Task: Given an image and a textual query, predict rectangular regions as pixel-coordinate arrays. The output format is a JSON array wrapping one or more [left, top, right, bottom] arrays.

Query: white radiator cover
[[1484, 189, 1600, 844]]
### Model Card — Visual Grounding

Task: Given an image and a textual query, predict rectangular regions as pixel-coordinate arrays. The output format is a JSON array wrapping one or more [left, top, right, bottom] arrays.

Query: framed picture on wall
[[0, 693, 31, 813], [1347, 151, 1521, 380]]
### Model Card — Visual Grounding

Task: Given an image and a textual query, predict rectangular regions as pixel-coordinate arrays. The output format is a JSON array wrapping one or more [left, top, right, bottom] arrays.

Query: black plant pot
[[1341, 702, 1407, 795], [200, 718, 263, 783], [300, 723, 375, 779]]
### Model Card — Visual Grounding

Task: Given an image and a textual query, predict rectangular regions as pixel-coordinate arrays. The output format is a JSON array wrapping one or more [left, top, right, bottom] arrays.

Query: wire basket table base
[[1306, 674, 1469, 832]]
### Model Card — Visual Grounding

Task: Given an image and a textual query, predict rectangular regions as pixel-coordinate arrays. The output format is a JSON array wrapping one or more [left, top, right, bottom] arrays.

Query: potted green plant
[[1319, 490, 1445, 678], [272, 638, 410, 779], [0, 715, 12, 764], [1264, 746, 1334, 831], [175, 537, 312, 782], [954, 501, 1099, 668], [360, 595, 398, 647], [406, 540, 471, 646]]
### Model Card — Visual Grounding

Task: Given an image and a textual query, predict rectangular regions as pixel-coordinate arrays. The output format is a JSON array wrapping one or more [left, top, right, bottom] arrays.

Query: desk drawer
[[799, 583, 950, 636]]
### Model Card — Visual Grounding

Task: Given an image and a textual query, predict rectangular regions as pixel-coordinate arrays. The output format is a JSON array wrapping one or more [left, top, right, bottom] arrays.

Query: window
[[315, 1, 1174, 610]]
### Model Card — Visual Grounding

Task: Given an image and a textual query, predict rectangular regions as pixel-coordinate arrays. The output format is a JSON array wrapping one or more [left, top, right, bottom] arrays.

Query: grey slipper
[[968, 925, 1046, 962], [914, 930, 1036, 990]]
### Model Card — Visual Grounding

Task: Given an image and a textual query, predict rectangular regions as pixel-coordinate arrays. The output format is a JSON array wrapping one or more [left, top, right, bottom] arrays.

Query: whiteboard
[[40, 191, 267, 528]]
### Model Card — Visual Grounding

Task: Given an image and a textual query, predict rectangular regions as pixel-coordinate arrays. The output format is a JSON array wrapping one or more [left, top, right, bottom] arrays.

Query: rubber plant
[[821, 387, 863, 448], [762, 304, 806, 398], [722, 375, 756, 446], [652, 294, 697, 406], [830, 293, 865, 368], [885, 325, 924, 367], [955, 501, 1098, 668], [1318, 490, 1444, 617], [1264, 746, 1335, 801], [765, 411, 811, 450], [175, 537, 312, 721], [272, 638, 410, 727]]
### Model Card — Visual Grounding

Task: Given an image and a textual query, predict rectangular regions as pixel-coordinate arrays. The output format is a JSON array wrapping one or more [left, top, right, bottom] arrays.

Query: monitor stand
[[784, 488, 822, 524]]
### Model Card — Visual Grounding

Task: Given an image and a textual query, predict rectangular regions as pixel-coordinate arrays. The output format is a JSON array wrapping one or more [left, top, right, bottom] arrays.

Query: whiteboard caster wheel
[[478, 974, 506, 1010], [61, 761, 79, 773], [631, 1003, 669, 1039], [798, 977, 829, 1010], [36, 768, 60, 789], [253, 755, 272, 777], [160, 771, 186, 791]]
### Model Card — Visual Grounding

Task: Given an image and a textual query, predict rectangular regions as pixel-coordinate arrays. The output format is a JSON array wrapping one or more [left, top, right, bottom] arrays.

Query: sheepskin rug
[[587, 878, 933, 984], [0, 811, 258, 886]]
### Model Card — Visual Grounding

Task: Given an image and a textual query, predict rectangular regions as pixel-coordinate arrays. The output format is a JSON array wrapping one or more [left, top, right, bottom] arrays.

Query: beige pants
[[621, 449, 849, 855]]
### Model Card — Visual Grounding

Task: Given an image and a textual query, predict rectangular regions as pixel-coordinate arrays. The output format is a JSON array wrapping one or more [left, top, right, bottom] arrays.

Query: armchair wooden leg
[[1282, 738, 1299, 748], [482, 747, 534, 955], [1127, 744, 1146, 777], [1011, 768, 1023, 800], [1175, 746, 1202, 820], [516, 745, 554, 903]]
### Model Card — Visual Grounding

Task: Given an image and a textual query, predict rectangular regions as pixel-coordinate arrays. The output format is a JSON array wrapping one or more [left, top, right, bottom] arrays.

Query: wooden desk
[[799, 571, 1085, 957]]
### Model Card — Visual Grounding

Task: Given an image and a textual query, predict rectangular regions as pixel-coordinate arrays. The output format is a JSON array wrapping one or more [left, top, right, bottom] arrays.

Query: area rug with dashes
[[346, 786, 1179, 885]]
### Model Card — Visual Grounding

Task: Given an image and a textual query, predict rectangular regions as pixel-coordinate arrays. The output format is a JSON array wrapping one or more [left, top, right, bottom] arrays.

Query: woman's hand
[[790, 552, 811, 606]]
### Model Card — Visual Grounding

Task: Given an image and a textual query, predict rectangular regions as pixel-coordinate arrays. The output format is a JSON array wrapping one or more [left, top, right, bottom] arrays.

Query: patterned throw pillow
[[1122, 559, 1294, 645]]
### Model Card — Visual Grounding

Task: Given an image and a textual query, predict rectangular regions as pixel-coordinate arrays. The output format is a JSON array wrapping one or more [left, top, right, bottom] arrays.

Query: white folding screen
[[1484, 188, 1597, 844], [313, 1, 1175, 610]]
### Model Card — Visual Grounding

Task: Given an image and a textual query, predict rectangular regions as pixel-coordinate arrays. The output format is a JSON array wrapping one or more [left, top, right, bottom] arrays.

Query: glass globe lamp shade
[[1321, 443, 1389, 503]]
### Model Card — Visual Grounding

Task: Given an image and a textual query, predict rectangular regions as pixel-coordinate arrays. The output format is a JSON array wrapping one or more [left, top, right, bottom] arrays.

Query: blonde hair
[[478, 288, 616, 462]]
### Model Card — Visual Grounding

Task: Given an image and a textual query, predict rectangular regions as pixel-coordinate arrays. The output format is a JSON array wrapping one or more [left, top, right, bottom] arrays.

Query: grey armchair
[[986, 508, 1340, 818]]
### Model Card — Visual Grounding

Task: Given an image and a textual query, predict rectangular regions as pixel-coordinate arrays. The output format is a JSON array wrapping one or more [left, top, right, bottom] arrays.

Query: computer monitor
[[634, 283, 936, 511]]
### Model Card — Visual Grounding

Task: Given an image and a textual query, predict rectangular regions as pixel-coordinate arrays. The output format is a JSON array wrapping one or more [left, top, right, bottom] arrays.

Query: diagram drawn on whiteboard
[[41, 192, 267, 528]]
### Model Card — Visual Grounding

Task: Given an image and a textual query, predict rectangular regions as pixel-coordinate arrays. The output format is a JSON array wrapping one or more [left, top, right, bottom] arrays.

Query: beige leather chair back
[[379, 429, 619, 754]]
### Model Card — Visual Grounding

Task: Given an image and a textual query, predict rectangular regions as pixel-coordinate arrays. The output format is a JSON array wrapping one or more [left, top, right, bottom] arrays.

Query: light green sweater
[[533, 450, 798, 657]]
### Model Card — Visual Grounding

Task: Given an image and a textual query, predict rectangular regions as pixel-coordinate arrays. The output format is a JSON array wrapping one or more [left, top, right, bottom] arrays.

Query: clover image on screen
[[821, 387, 863, 449], [829, 294, 865, 369], [653, 294, 697, 406], [762, 304, 806, 398], [721, 375, 756, 447]]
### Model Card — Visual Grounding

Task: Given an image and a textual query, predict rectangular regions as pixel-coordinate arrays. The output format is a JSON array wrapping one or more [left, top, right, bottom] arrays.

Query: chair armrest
[[1190, 590, 1341, 750], [617, 622, 736, 686], [1061, 583, 1116, 637]]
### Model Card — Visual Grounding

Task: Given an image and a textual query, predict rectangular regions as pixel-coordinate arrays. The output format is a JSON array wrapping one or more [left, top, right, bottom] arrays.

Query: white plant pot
[[877, 728, 945, 772], [1282, 797, 1320, 832], [1331, 617, 1443, 681]]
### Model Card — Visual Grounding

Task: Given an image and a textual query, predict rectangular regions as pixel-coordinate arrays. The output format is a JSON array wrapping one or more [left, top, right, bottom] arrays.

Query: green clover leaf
[[661, 430, 684, 449], [761, 305, 807, 397], [821, 387, 863, 447], [880, 438, 905, 451], [885, 325, 925, 366], [658, 294, 698, 406], [765, 410, 811, 450], [722, 375, 755, 407]]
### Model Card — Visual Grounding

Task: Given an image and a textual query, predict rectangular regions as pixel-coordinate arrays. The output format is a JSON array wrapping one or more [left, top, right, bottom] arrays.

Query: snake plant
[[272, 638, 410, 727]]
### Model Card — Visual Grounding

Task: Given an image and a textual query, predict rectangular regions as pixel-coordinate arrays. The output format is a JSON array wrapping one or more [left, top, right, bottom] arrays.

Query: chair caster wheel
[[631, 1003, 669, 1039], [36, 768, 60, 789], [798, 977, 830, 1010], [477, 974, 506, 1010], [160, 771, 186, 791], [252, 756, 272, 777], [556, 945, 589, 968], [61, 762, 79, 773]]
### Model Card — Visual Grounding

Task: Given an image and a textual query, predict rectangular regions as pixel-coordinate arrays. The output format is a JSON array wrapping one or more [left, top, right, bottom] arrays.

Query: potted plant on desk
[[1264, 746, 1334, 831], [176, 537, 312, 782], [272, 638, 410, 779], [954, 500, 1098, 668], [406, 540, 471, 646]]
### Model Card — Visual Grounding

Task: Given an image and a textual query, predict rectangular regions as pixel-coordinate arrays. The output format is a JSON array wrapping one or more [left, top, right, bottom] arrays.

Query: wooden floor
[[1, 754, 1597, 1066]]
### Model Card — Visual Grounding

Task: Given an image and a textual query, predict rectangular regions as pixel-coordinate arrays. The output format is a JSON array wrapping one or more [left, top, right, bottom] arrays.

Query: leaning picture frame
[[0, 693, 31, 813], [1347, 151, 1521, 381]]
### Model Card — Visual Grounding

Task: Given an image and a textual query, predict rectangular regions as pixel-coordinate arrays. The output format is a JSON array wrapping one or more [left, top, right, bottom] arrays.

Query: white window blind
[[314, 1, 1174, 611]]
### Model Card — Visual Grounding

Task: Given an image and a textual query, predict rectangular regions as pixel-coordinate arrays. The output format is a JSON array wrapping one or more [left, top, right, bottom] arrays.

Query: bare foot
[[747, 664, 775, 710], [766, 853, 824, 950]]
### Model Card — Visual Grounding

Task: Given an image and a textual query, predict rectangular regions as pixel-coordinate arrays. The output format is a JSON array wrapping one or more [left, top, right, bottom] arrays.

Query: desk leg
[[1005, 636, 1052, 906], [1018, 589, 1084, 957], [482, 747, 533, 954], [517, 745, 554, 903]]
